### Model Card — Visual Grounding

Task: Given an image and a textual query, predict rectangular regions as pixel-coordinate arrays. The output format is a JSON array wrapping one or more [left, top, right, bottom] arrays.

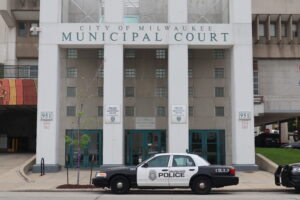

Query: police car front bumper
[[92, 177, 109, 188], [212, 176, 239, 187]]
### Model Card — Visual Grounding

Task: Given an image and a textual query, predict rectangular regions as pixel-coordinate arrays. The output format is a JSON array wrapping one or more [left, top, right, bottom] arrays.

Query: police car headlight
[[292, 167, 300, 174], [96, 172, 107, 178]]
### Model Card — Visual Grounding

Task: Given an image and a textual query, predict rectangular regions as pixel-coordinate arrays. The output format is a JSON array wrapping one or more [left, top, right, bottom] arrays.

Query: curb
[[18, 155, 36, 183], [255, 153, 278, 173]]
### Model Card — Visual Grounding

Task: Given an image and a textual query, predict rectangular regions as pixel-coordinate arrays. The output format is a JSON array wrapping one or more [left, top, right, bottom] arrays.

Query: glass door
[[65, 130, 103, 168], [189, 130, 225, 165], [126, 130, 166, 165]]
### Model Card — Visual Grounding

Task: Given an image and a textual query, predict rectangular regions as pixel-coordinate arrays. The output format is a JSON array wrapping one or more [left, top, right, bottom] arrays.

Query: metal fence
[[0, 65, 38, 79]]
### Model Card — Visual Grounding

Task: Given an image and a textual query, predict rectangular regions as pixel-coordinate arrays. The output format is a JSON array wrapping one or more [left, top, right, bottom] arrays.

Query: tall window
[[67, 49, 78, 59], [214, 68, 225, 79], [125, 68, 136, 78], [18, 22, 27, 37], [125, 49, 136, 58], [156, 49, 167, 59], [156, 87, 167, 97], [125, 106, 135, 116], [67, 68, 78, 78], [292, 23, 298, 37], [281, 23, 288, 37], [253, 72, 259, 95], [155, 68, 167, 78], [215, 106, 224, 117], [157, 106, 166, 117], [259, 24, 265, 37], [67, 87, 76, 97], [67, 106, 76, 116], [215, 87, 224, 97], [270, 23, 276, 37], [98, 106, 103, 117], [213, 49, 225, 59], [125, 87, 135, 97]]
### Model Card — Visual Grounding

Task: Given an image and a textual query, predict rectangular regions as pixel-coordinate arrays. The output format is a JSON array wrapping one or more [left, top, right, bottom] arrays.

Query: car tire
[[191, 176, 212, 195], [110, 175, 130, 194]]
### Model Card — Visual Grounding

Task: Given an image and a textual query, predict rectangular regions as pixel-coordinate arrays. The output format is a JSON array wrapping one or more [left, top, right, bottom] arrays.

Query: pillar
[[103, 0, 124, 165], [33, 0, 62, 172], [230, 0, 258, 170], [168, 0, 189, 153]]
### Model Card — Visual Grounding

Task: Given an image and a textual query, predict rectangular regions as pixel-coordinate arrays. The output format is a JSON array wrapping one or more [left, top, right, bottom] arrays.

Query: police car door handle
[[189, 169, 195, 171], [162, 169, 168, 171]]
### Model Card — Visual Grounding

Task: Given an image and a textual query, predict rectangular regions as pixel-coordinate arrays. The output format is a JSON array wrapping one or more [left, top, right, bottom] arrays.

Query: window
[[253, 72, 259, 95], [215, 106, 225, 117], [18, 22, 27, 37], [155, 68, 167, 78], [67, 68, 78, 78], [98, 87, 103, 97], [147, 155, 170, 168], [156, 49, 167, 59], [172, 155, 195, 167], [98, 106, 103, 117], [215, 87, 224, 97], [156, 87, 167, 97], [188, 87, 193, 96], [214, 68, 224, 78], [67, 106, 76, 116], [292, 23, 298, 37], [188, 68, 193, 79], [157, 106, 166, 117], [281, 23, 288, 37], [270, 23, 276, 37], [259, 23, 265, 37], [213, 49, 225, 59], [30, 23, 39, 36], [125, 106, 135, 116], [67, 87, 76, 97], [124, 0, 140, 7], [67, 49, 78, 59], [98, 49, 104, 59], [189, 106, 193, 117], [125, 49, 136, 58], [125, 68, 136, 78], [97, 67, 104, 78], [125, 87, 135, 97]]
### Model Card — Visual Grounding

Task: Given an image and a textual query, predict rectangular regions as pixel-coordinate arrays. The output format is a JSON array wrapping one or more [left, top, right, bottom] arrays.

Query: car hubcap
[[116, 182, 123, 189], [199, 182, 206, 189]]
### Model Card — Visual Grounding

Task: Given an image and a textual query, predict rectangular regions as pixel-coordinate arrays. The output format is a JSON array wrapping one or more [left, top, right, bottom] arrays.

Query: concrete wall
[[252, 0, 300, 15], [58, 49, 103, 165], [258, 59, 300, 112]]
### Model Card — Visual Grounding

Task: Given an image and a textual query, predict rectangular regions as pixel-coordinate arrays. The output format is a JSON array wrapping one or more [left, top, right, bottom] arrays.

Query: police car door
[[137, 155, 171, 187], [168, 155, 198, 187]]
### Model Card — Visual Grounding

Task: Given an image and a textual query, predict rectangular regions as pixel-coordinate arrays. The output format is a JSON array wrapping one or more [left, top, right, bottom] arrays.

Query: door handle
[[162, 169, 168, 172], [189, 169, 195, 171]]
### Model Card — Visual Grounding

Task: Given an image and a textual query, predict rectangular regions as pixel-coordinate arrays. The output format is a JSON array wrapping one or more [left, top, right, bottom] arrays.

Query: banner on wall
[[0, 79, 37, 105]]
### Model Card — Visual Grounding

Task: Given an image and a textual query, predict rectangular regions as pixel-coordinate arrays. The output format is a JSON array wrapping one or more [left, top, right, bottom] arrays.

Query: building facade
[[1, 0, 260, 172]]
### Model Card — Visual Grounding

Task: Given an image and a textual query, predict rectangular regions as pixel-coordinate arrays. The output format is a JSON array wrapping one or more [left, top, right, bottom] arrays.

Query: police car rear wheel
[[192, 177, 212, 194], [110, 176, 130, 194]]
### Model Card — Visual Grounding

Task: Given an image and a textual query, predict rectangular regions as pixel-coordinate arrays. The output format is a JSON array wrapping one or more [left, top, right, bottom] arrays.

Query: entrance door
[[126, 130, 166, 165], [65, 130, 103, 168], [189, 130, 225, 165]]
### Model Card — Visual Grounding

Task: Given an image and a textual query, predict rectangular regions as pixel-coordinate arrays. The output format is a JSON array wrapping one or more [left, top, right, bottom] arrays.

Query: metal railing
[[0, 65, 38, 79]]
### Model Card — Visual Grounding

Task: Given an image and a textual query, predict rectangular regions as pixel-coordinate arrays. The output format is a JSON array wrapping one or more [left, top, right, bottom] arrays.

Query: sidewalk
[[0, 165, 288, 192]]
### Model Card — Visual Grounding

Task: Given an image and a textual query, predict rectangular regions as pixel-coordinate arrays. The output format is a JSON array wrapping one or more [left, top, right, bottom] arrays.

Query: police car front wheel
[[110, 176, 130, 194], [191, 176, 212, 195]]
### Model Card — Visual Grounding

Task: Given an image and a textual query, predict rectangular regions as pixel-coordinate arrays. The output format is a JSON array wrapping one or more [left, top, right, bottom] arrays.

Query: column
[[230, 0, 258, 170], [168, 0, 189, 153], [103, 0, 124, 165], [33, 0, 62, 173]]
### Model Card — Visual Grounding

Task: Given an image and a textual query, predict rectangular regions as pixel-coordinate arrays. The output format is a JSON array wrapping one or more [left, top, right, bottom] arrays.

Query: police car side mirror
[[142, 163, 148, 168]]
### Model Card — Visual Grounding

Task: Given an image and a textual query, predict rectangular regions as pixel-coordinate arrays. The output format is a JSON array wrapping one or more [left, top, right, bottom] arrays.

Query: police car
[[275, 163, 300, 192], [92, 153, 239, 194]]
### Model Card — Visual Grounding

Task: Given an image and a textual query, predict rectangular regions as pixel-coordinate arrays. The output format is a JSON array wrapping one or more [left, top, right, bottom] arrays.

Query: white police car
[[92, 153, 239, 194]]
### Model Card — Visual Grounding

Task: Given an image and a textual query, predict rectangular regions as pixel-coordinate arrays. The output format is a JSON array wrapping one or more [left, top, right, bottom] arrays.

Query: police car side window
[[172, 156, 195, 167], [147, 155, 170, 167]]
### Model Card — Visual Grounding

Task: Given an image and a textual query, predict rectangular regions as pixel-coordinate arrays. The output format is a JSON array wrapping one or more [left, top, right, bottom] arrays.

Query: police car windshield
[[137, 155, 155, 167]]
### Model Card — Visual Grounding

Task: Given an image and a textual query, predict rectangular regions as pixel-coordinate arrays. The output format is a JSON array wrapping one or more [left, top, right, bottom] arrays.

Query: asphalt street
[[0, 191, 299, 200]]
